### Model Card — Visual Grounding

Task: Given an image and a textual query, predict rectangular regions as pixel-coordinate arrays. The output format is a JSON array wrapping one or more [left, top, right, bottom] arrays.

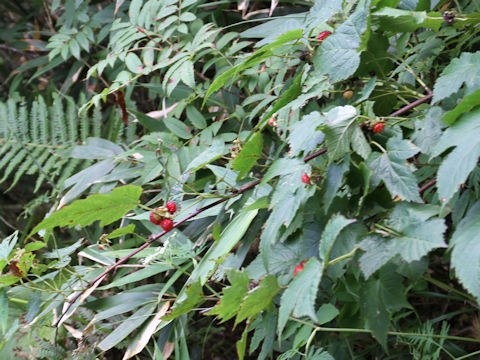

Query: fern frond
[[0, 95, 109, 192]]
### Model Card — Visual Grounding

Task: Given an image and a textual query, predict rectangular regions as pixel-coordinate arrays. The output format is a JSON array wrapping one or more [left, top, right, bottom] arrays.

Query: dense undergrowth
[[1, 0, 480, 359]]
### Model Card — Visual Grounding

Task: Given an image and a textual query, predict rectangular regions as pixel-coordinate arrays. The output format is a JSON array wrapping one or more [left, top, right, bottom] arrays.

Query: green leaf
[[207, 269, 249, 322], [319, 214, 356, 264], [204, 29, 303, 104], [322, 160, 349, 212], [441, 89, 480, 125], [233, 133, 263, 179], [100, 264, 174, 290], [29, 185, 142, 237], [359, 203, 446, 278], [125, 53, 144, 74], [24, 241, 46, 252], [188, 209, 258, 285], [432, 108, 480, 202], [412, 107, 444, 156], [163, 116, 192, 139], [105, 224, 136, 239], [451, 200, 480, 301], [186, 139, 227, 173], [316, 303, 339, 325], [237, 326, 249, 360], [186, 105, 207, 129], [433, 51, 480, 104], [163, 280, 204, 320], [322, 106, 370, 162], [98, 303, 156, 351], [314, 8, 368, 82], [367, 138, 421, 202], [373, 8, 443, 32], [360, 267, 410, 349], [278, 257, 322, 335], [287, 112, 325, 156], [179, 60, 195, 88], [0, 289, 7, 334], [235, 275, 280, 325]]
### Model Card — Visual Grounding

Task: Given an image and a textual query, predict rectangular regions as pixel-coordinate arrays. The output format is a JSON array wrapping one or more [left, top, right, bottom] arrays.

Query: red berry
[[166, 201, 177, 214], [301, 173, 311, 184], [373, 123, 385, 133], [318, 31, 332, 42], [160, 219, 174, 232], [294, 263, 304, 277], [149, 208, 162, 225]]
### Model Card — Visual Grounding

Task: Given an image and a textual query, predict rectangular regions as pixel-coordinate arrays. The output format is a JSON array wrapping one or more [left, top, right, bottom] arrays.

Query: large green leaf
[[287, 112, 325, 156], [432, 108, 480, 202], [278, 257, 322, 335], [412, 107, 444, 156], [432, 51, 480, 104], [98, 303, 156, 351], [319, 214, 356, 264], [207, 269, 249, 322], [322, 106, 370, 162], [360, 267, 410, 349], [235, 275, 280, 325], [451, 200, 480, 301], [359, 203, 446, 278], [188, 209, 258, 285], [29, 185, 142, 238], [314, 8, 369, 82], [373, 8, 443, 32], [163, 280, 204, 320], [441, 89, 480, 125], [233, 133, 263, 179], [204, 29, 303, 104], [367, 138, 421, 202]]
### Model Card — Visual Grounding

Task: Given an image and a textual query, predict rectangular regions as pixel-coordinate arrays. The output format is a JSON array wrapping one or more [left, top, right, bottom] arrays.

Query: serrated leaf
[[163, 281, 204, 320], [287, 112, 325, 156], [207, 269, 249, 322], [367, 138, 421, 202], [319, 214, 356, 263], [360, 267, 410, 349], [233, 133, 263, 179], [373, 8, 443, 32], [24, 241, 45, 252], [235, 275, 280, 325], [432, 108, 480, 202], [433, 51, 480, 104], [451, 200, 480, 301], [125, 53, 144, 74], [322, 160, 349, 211], [412, 107, 444, 156], [278, 257, 322, 335], [314, 8, 368, 82], [29, 185, 142, 238], [186, 105, 207, 129], [441, 89, 480, 125], [359, 203, 446, 278], [322, 106, 370, 162]]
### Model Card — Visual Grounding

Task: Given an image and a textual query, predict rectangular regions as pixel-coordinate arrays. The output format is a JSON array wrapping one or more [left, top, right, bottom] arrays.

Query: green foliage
[[3, 0, 480, 358]]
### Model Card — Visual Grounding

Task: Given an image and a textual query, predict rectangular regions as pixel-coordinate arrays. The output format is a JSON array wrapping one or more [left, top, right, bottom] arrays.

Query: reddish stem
[[55, 179, 261, 329], [419, 178, 437, 195]]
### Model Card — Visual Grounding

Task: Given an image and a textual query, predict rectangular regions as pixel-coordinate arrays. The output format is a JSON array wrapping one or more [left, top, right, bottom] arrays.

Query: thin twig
[[54, 179, 261, 331], [419, 178, 437, 195]]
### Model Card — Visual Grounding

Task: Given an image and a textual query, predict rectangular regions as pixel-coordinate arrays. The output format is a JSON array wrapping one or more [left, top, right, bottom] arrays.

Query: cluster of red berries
[[149, 201, 177, 232], [301, 173, 311, 184]]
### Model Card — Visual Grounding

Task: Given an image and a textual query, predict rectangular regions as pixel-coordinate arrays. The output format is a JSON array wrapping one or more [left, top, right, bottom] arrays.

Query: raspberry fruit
[[149, 208, 163, 225], [301, 173, 311, 184], [294, 263, 304, 277], [166, 201, 177, 214], [373, 123, 385, 133], [160, 219, 174, 232], [318, 31, 332, 42]]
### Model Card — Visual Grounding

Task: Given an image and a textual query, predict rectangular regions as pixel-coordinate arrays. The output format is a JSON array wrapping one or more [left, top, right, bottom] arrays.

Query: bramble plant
[[1, 0, 480, 359]]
